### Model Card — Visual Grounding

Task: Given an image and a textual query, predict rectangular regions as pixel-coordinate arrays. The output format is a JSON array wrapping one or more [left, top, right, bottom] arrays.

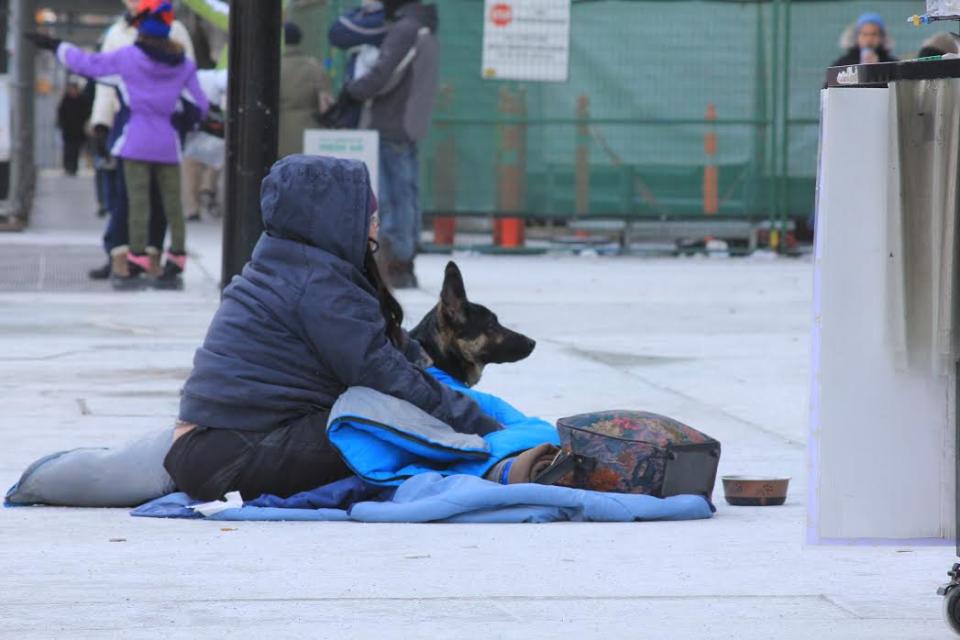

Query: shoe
[[151, 252, 186, 290], [88, 260, 111, 280], [186, 211, 201, 222], [200, 190, 221, 219], [112, 252, 149, 291]]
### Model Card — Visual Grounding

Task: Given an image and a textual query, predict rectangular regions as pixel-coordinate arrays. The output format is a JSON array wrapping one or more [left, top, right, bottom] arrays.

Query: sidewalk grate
[[0, 244, 110, 292]]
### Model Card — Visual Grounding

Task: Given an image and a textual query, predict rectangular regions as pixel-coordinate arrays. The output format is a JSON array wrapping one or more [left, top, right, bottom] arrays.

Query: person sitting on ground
[[163, 155, 502, 502], [28, 0, 208, 290], [831, 12, 897, 67]]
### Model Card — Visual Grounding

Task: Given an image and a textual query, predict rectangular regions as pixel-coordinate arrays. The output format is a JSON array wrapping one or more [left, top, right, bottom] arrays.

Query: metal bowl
[[721, 475, 790, 506]]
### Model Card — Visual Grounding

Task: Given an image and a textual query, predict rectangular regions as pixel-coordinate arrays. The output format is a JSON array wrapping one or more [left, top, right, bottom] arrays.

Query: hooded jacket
[[346, 2, 439, 143], [57, 41, 208, 164], [178, 155, 500, 437]]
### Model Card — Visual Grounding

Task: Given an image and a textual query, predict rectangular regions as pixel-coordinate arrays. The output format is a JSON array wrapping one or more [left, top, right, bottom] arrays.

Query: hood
[[397, 3, 438, 33], [260, 155, 373, 269]]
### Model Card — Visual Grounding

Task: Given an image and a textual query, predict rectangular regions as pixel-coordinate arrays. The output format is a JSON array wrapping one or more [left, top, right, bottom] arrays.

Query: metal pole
[[221, 0, 281, 290], [779, 0, 792, 252], [2, 0, 35, 228], [768, 0, 780, 247]]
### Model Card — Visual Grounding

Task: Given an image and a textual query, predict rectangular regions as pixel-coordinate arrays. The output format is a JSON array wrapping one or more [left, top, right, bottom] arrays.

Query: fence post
[[575, 95, 590, 218], [703, 102, 719, 215], [432, 84, 456, 246], [495, 86, 526, 248]]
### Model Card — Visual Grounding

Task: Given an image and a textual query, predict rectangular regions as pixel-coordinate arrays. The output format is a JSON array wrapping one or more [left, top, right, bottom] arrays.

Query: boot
[[146, 247, 163, 276], [151, 251, 186, 290], [88, 260, 111, 280], [112, 251, 149, 291]]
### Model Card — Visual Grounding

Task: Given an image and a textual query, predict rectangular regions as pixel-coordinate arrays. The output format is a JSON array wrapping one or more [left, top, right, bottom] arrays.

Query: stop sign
[[490, 2, 512, 27]]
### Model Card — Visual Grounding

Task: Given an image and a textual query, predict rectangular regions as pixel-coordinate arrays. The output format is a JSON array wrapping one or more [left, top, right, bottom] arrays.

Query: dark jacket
[[328, 3, 388, 52], [830, 46, 897, 68], [346, 2, 439, 143], [179, 155, 500, 436], [57, 92, 90, 142]]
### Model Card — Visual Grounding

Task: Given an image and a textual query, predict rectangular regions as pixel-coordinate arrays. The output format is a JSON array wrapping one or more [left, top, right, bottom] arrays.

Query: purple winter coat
[[57, 42, 208, 165]]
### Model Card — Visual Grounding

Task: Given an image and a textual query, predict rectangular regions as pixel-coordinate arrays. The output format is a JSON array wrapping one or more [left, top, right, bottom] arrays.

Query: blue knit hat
[[856, 12, 885, 34], [135, 0, 174, 39]]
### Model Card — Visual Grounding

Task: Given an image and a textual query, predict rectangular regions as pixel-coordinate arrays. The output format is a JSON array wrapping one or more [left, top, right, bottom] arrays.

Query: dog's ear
[[440, 261, 467, 325]]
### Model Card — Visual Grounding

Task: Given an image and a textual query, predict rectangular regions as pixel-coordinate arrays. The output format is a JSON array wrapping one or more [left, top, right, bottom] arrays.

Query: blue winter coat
[[178, 155, 501, 436]]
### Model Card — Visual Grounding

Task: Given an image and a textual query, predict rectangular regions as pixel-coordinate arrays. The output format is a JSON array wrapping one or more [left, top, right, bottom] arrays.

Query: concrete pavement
[[0, 172, 955, 639]]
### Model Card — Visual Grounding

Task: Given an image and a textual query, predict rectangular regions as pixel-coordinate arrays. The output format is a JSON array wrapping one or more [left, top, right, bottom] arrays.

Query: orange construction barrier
[[433, 217, 456, 245], [703, 103, 719, 215]]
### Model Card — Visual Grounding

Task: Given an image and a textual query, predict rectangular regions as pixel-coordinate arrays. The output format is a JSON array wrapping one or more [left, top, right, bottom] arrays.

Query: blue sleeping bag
[[324, 368, 560, 484]]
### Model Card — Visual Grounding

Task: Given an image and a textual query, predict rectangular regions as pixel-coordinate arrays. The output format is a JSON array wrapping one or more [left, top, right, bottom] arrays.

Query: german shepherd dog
[[410, 261, 536, 387]]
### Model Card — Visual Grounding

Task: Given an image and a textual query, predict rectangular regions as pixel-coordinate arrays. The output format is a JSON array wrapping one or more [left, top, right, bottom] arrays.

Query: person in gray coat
[[346, 0, 439, 289]]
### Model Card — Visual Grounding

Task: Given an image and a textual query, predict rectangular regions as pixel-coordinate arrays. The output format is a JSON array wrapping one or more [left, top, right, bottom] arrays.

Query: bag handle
[[533, 451, 596, 486]]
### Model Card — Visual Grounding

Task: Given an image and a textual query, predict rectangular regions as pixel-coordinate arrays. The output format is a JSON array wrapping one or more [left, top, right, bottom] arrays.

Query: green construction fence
[[287, 0, 934, 229]]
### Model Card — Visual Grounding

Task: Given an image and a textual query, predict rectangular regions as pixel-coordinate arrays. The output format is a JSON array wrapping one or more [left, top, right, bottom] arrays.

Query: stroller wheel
[[944, 585, 960, 635]]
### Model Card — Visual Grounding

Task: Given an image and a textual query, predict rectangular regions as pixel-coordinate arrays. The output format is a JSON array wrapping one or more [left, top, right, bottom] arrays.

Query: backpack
[[535, 410, 721, 502]]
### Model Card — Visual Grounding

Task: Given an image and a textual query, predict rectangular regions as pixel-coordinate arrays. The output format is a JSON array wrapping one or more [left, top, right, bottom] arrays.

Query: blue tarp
[[132, 473, 714, 523]]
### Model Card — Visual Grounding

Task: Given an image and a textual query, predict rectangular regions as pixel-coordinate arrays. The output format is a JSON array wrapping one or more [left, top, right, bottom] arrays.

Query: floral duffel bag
[[534, 410, 721, 502]]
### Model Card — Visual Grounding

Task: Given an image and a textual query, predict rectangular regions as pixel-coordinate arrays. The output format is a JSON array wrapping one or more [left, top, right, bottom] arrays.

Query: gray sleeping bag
[[4, 427, 176, 507]]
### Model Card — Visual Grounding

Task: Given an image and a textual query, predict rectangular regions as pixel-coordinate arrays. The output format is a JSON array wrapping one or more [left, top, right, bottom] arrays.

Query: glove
[[24, 32, 62, 52], [93, 124, 110, 158], [199, 117, 224, 138]]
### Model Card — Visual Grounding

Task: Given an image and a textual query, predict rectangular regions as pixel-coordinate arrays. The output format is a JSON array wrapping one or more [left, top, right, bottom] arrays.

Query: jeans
[[102, 158, 169, 255], [378, 140, 420, 262], [94, 167, 113, 213], [123, 159, 184, 254], [163, 410, 351, 501]]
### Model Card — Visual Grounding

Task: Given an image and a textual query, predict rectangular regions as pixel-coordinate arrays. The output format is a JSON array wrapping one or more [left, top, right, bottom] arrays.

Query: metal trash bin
[[818, 57, 960, 634]]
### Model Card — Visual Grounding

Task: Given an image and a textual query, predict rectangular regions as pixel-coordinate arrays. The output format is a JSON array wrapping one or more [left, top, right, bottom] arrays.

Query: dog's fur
[[410, 261, 535, 387]]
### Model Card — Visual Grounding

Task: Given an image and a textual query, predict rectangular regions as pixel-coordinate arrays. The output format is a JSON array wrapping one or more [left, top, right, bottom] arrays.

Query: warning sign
[[481, 0, 571, 83]]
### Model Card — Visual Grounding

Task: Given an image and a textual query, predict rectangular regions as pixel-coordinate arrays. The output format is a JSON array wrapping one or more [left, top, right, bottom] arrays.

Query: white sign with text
[[302, 129, 380, 196], [481, 0, 571, 83]]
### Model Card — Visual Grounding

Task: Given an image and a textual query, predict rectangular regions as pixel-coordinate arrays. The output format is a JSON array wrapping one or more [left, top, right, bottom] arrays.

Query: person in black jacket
[[164, 155, 501, 501], [56, 81, 91, 176], [830, 12, 897, 67]]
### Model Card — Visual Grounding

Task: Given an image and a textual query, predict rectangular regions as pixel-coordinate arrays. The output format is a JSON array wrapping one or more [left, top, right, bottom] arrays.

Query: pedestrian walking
[[56, 81, 90, 177]]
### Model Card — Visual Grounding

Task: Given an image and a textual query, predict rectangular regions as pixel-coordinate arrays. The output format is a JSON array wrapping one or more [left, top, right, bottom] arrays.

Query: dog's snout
[[522, 337, 536, 354]]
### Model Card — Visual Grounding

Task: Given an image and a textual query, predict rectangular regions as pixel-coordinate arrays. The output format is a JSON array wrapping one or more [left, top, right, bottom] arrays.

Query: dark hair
[[363, 244, 404, 347], [136, 34, 184, 57]]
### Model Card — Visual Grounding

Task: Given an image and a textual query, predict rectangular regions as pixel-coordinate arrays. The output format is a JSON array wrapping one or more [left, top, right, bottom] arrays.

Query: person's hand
[[24, 32, 62, 52], [860, 48, 879, 64]]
